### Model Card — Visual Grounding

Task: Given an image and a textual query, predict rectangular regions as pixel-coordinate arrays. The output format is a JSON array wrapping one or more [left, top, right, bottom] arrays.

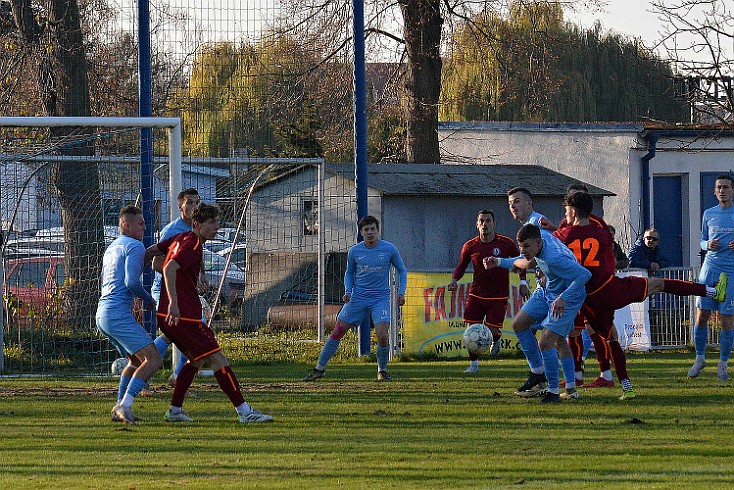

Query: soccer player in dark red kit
[[554, 192, 726, 400], [556, 184, 614, 388], [448, 209, 528, 372], [149, 203, 273, 423]]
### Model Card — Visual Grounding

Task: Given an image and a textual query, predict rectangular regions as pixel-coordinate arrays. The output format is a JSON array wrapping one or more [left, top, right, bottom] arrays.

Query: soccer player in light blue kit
[[96, 206, 162, 425], [151, 188, 202, 384], [485, 224, 591, 403], [303, 215, 408, 382], [689, 174, 734, 380]]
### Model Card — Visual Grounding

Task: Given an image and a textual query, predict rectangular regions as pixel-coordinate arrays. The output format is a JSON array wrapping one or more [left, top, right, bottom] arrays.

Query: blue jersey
[[525, 210, 545, 227], [98, 234, 154, 313], [701, 204, 734, 272], [499, 230, 590, 304], [344, 240, 408, 299], [151, 217, 192, 300]]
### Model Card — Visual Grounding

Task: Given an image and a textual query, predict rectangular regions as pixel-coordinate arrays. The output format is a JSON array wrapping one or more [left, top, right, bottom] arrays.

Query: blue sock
[[560, 354, 576, 387], [541, 348, 560, 392], [122, 376, 148, 407], [516, 328, 543, 371], [153, 335, 169, 358], [376, 345, 390, 372], [174, 353, 189, 377], [693, 325, 708, 357], [316, 337, 341, 370], [117, 375, 132, 403], [720, 329, 734, 362], [581, 329, 593, 360]]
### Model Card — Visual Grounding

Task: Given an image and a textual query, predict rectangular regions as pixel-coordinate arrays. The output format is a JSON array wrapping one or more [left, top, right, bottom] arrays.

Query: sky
[[566, 0, 665, 48]]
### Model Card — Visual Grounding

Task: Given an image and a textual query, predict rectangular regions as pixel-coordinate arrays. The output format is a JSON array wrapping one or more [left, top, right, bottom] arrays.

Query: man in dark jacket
[[627, 228, 670, 271]]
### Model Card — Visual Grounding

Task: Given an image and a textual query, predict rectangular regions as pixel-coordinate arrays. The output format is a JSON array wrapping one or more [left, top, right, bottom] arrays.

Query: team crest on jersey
[[493, 247, 502, 256]]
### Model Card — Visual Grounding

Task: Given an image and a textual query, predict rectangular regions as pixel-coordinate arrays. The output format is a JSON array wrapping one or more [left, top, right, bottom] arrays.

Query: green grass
[[2, 351, 734, 489]]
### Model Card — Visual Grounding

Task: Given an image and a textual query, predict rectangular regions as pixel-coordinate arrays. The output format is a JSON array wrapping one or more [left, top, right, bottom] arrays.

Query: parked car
[[3, 250, 245, 315], [2, 255, 65, 314], [203, 248, 245, 307], [217, 243, 247, 270]]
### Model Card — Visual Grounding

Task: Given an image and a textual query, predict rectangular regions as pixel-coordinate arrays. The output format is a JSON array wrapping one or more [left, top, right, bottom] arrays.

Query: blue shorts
[[521, 287, 585, 337], [96, 309, 153, 357], [697, 264, 734, 314], [338, 296, 391, 326]]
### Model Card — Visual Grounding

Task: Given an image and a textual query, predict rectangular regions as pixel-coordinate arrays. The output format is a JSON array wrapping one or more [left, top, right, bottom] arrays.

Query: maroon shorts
[[157, 313, 221, 361], [582, 275, 648, 338], [463, 295, 507, 329]]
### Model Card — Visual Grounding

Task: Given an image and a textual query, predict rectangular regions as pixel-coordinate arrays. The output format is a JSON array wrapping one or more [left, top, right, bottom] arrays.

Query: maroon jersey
[[554, 223, 616, 295], [558, 213, 608, 231], [452, 234, 520, 299], [157, 231, 203, 322]]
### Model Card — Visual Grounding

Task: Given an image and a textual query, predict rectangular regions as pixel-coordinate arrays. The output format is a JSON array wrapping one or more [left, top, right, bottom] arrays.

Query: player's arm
[[343, 248, 356, 302], [146, 243, 165, 269], [449, 244, 471, 291], [551, 258, 591, 318], [124, 247, 155, 308], [162, 259, 182, 325], [538, 216, 558, 231], [391, 246, 408, 306], [700, 214, 717, 250]]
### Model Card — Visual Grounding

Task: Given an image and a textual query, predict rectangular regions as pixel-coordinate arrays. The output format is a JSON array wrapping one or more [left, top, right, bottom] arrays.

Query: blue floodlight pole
[[138, 0, 155, 335], [353, 0, 371, 356]]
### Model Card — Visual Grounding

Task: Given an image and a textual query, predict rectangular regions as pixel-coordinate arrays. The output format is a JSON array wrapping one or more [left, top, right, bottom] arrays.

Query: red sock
[[171, 362, 198, 408], [591, 332, 611, 372], [608, 340, 629, 381], [663, 279, 707, 297], [569, 335, 584, 372], [214, 365, 246, 407]]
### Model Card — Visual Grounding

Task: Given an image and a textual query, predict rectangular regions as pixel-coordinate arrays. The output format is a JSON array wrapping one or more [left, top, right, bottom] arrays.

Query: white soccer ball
[[111, 357, 129, 376], [463, 323, 493, 355]]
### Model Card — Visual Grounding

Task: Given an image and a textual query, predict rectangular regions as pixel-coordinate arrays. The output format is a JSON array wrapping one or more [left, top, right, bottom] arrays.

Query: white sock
[[235, 402, 252, 416], [575, 371, 583, 379], [601, 370, 613, 381], [706, 286, 717, 297]]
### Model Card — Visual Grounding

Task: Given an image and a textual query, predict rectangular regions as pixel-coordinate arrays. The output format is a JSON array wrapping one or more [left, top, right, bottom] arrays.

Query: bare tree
[[5, 0, 104, 328], [278, 0, 602, 164], [651, 0, 734, 125]]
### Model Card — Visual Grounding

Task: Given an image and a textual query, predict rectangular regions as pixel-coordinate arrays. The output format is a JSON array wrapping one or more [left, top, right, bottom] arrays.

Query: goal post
[[0, 116, 182, 375]]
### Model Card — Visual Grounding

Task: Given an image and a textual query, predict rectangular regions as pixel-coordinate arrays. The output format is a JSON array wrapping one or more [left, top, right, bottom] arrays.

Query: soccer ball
[[110, 357, 128, 376], [463, 323, 492, 355]]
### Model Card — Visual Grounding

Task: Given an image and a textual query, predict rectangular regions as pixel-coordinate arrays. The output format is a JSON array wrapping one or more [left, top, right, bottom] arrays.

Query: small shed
[[241, 163, 612, 327]]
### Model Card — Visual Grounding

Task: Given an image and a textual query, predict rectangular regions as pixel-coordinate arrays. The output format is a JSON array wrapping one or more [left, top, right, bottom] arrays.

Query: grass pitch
[[1, 351, 734, 489]]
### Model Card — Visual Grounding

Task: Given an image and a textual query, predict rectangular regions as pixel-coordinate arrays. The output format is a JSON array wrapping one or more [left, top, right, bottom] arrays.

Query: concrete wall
[[439, 125, 639, 251], [379, 194, 603, 271]]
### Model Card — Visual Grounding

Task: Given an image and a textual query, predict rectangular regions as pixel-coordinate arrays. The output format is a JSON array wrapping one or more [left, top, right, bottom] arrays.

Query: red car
[[3, 255, 65, 315]]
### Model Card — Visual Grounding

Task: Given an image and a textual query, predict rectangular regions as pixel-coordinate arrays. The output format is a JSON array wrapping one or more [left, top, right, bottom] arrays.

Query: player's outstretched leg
[[304, 320, 351, 381]]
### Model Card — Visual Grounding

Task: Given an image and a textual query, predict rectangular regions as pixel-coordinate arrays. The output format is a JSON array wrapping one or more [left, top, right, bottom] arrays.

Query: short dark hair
[[177, 188, 199, 204], [508, 187, 532, 199], [716, 175, 734, 185], [564, 191, 593, 218], [193, 203, 219, 224], [119, 205, 142, 221], [566, 183, 589, 195], [477, 209, 495, 220], [358, 215, 380, 230], [517, 223, 541, 242]]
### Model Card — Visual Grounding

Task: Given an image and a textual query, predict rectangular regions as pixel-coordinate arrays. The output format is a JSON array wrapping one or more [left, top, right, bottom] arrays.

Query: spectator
[[627, 228, 670, 272], [608, 225, 629, 269]]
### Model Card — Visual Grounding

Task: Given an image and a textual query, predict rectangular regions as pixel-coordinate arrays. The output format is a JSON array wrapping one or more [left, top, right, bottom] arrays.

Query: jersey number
[[568, 238, 600, 267]]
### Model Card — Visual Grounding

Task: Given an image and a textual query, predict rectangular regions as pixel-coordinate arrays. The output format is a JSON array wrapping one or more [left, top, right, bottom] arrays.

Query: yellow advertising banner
[[402, 272, 536, 358]]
